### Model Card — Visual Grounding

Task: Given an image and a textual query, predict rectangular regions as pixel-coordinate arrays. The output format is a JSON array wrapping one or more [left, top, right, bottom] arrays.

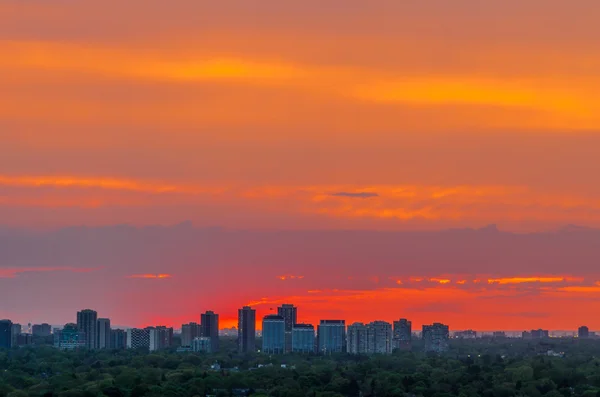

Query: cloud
[[3, 178, 600, 229], [487, 276, 583, 285], [0, 175, 219, 195], [277, 275, 305, 281], [127, 274, 172, 279], [0, 267, 96, 278], [330, 192, 379, 198]]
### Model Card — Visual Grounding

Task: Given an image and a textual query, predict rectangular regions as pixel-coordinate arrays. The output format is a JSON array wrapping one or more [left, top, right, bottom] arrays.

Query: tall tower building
[[32, 323, 52, 337], [393, 318, 412, 351], [0, 319, 13, 349], [54, 323, 86, 350], [277, 304, 297, 353], [149, 326, 173, 351], [127, 327, 151, 349], [292, 324, 315, 353], [347, 323, 368, 354], [422, 323, 449, 353], [238, 306, 256, 353], [579, 326, 590, 339], [348, 321, 392, 354], [181, 322, 200, 347], [11, 323, 22, 347], [77, 309, 98, 349], [110, 329, 127, 349], [262, 315, 285, 354], [201, 311, 220, 352], [317, 320, 346, 354], [97, 318, 111, 349], [367, 321, 393, 354]]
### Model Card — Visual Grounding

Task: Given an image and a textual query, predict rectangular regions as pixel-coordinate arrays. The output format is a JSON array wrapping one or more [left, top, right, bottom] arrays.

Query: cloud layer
[[2, 225, 600, 330]]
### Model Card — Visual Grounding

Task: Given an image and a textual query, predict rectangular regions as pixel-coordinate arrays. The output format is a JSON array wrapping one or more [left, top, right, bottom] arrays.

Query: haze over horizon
[[2, 1, 600, 332]]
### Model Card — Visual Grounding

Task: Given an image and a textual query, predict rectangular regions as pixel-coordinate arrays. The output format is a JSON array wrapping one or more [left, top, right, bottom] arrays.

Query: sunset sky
[[2, 1, 600, 331]]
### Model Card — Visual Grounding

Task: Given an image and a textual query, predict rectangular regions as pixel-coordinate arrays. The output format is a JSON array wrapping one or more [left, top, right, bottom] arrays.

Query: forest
[[2, 338, 600, 397]]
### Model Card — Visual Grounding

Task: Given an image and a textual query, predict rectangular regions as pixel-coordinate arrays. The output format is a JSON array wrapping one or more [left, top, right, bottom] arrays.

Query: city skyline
[[2, 304, 595, 353]]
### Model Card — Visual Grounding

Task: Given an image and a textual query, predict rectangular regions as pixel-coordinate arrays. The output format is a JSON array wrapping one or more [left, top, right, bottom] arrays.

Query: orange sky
[[2, 0, 600, 331]]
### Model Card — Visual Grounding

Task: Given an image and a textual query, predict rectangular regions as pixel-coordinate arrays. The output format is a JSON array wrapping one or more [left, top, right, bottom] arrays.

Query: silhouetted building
[[97, 318, 111, 349], [277, 304, 297, 353], [530, 329, 549, 339], [77, 309, 98, 349], [32, 323, 52, 337], [367, 321, 393, 354], [238, 306, 256, 353], [454, 330, 477, 339], [110, 329, 127, 349], [149, 326, 173, 351], [423, 323, 449, 353], [262, 315, 285, 354], [181, 322, 201, 347], [347, 323, 368, 354], [11, 323, 21, 347], [54, 323, 86, 350], [348, 321, 392, 354], [16, 333, 33, 346], [292, 324, 315, 353], [127, 327, 151, 349], [393, 318, 412, 351], [579, 326, 590, 339], [192, 336, 212, 353], [201, 311, 219, 352], [0, 320, 12, 349], [317, 320, 346, 354], [493, 331, 506, 338]]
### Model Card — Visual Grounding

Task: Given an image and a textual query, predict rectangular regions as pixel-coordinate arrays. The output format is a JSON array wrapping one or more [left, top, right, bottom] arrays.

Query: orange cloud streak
[[487, 276, 582, 285], [127, 274, 172, 279], [3, 41, 600, 131], [0, 267, 96, 278]]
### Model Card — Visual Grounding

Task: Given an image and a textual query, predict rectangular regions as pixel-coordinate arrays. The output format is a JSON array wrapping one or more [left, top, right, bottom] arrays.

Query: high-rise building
[[54, 323, 86, 350], [110, 329, 127, 349], [97, 318, 111, 349], [238, 306, 256, 353], [0, 319, 12, 349], [530, 329, 549, 339], [16, 333, 33, 346], [454, 330, 477, 339], [423, 323, 449, 353], [292, 324, 315, 353], [317, 320, 346, 354], [11, 323, 22, 347], [192, 337, 212, 353], [262, 315, 285, 354], [77, 309, 98, 349], [127, 328, 151, 349], [149, 326, 174, 351], [347, 323, 368, 354], [32, 323, 52, 337], [578, 326, 590, 339], [348, 321, 392, 354], [181, 322, 200, 347], [277, 304, 297, 353], [367, 321, 393, 354], [201, 311, 219, 352], [393, 319, 412, 351]]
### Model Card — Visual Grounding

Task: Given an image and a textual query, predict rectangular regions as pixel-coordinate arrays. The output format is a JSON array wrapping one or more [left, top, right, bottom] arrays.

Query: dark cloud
[[331, 192, 379, 198]]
